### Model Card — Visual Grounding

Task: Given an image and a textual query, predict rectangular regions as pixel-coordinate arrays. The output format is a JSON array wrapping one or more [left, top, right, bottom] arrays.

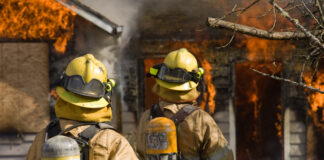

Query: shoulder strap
[[171, 105, 199, 126], [77, 122, 115, 160], [150, 103, 164, 120], [45, 120, 115, 160], [78, 122, 115, 141]]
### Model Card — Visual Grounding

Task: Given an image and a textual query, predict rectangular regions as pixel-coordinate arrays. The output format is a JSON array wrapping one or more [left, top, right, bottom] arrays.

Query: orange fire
[[200, 58, 217, 113], [275, 105, 283, 143], [304, 72, 324, 130], [238, 62, 283, 136], [229, 0, 297, 62], [50, 89, 58, 99], [0, 0, 76, 53]]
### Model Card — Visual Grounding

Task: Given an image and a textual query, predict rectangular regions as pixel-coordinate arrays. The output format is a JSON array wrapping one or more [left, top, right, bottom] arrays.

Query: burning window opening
[[0, 0, 123, 53], [236, 62, 283, 160], [304, 62, 324, 158]]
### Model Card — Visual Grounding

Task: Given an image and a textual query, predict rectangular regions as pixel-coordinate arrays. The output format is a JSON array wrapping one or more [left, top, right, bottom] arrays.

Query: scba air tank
[[146, 117, 178, 160], [41, 135, 80, 160]]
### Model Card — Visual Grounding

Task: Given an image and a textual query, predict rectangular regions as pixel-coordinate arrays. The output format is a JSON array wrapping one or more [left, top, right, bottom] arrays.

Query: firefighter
[[136, 48, 234, 160], [27, 54, 138, 160]]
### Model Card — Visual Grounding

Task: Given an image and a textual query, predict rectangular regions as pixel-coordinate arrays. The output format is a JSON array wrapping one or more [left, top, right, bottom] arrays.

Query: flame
[[200, 58, 216, 113], [50, 89, 58, 99], [236, 62, 283, 159], [226, 0, 297, 62], [275, 105, 283, 143], [304, 72, 324, 130], [0, 0, 76, 53]]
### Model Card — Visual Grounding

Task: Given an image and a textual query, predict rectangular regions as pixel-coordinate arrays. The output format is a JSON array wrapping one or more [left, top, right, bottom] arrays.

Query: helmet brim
[[155, 79, 198, 91], [56, 87, 108, 108]]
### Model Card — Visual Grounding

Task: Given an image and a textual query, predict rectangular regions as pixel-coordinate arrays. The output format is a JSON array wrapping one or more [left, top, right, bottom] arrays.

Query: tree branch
[[208, 18, 321, 40], [270, 1, 324, 49], [299, 0, 324, 28], [250, 68, 324, 93], [315, 0, 324, 24]]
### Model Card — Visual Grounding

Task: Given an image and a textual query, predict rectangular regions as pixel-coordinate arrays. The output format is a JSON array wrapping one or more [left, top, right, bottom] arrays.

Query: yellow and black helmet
[[56, 54, 115, 108], [148, 48, 204, 91]]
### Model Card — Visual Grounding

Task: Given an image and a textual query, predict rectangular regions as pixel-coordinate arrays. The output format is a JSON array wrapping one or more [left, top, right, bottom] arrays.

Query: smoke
[[78, 0, 143, 78]]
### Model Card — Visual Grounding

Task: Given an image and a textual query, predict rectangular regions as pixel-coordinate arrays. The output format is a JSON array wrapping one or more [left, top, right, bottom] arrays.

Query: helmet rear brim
[[56, 87, 108, 108], [155, 79, 198, 91]]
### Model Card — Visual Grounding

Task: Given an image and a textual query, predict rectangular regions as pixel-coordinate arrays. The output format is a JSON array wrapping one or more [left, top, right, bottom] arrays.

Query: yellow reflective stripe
[[149, 67, 158, 75], [41, 155, 80, 160]]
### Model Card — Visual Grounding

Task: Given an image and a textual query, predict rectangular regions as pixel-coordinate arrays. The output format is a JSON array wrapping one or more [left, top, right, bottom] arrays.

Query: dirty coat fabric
[[136, 101, 234, 160], [27, 119, 138, 160]]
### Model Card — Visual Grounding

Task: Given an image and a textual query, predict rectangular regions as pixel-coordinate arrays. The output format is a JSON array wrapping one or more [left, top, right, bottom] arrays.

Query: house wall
[[0, 42, 49, 159]]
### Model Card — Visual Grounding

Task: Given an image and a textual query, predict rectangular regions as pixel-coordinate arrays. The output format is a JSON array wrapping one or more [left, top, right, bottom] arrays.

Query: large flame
[[304, 72, 324, 130], [226, 0, 297, 61], [0, 0, 75, 53]]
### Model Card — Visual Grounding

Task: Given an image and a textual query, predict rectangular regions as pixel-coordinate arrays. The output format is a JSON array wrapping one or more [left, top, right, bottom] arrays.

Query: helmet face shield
[[148, 63, 203, 83], [60, 74, 106, 98]]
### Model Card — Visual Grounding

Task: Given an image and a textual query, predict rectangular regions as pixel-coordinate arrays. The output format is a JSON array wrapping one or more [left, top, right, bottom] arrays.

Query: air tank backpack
[[146, 104, 198, 160], [41, 119, 115, 160]]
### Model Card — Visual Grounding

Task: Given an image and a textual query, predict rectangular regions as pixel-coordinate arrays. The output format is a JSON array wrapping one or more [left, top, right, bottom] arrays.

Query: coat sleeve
[[107, 132, 139, 160], [88, 129, 138, 160], [135, 110, 150, 160], [26, 130, 46, 160], [198, 111, 234, 160]]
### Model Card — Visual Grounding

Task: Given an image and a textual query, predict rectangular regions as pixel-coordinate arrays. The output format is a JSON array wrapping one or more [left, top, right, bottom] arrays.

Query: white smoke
[[78, 0, 142, 78]]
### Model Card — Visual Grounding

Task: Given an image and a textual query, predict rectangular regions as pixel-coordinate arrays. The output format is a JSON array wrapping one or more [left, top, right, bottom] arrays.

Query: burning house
[[1, 0, 324, 159], [117, 0, 323, 159]]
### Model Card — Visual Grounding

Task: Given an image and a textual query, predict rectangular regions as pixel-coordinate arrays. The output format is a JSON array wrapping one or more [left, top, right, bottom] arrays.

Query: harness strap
[[171, 105, 198, 126], [150, 104, 199, 126], [150, 103, 164, 120], [44, 119, 114, 160], [77, 122, 114, 160], [78, 122, 115, 141]]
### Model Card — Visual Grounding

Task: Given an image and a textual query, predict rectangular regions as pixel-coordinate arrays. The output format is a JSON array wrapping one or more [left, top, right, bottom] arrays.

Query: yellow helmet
[[56, 54, 115, 108], [149, 48, 204, 91]]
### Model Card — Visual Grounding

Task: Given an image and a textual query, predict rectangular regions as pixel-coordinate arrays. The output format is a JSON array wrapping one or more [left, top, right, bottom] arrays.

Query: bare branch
[[257, 8, 274, 18], [208, 18, 321, 40], [239, 0, 261, 15], [299, 47, 320, 83], [312, 58, 320, 82], [216, 30, 236, 49], [250, 68, 324, 93], [270, 1, 324, 50], [316, 0, 324, 23], [299, 0, 324, 28], [269, 5, 277, 32]]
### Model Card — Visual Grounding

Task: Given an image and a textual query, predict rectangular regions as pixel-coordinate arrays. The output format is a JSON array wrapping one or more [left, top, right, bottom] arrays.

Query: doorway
[[235, 62, 283, 160]]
